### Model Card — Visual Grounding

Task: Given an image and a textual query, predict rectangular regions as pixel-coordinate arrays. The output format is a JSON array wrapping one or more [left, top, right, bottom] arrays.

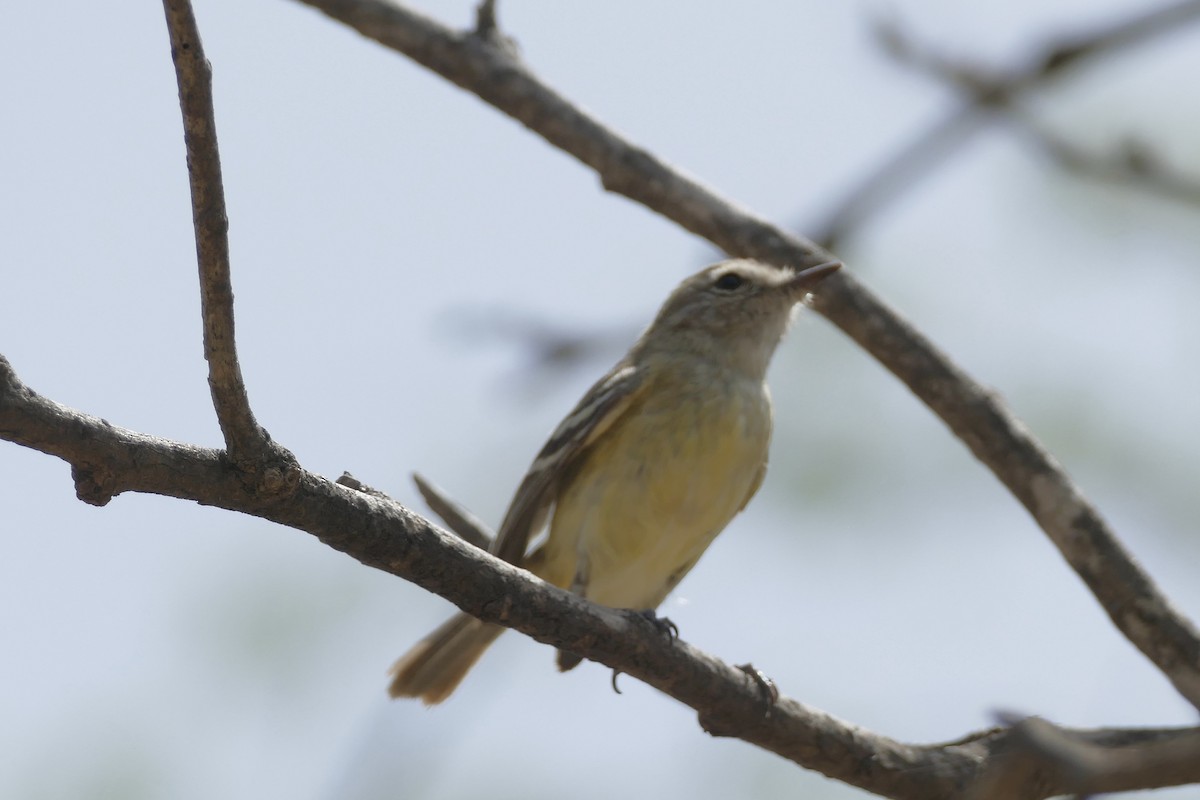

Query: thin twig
[[294, 0, 1200, 710], [809, 105, 988, 250], [412, 472, 494, 549], [1005, 109, 1200, 205], [474, 0, 497, 38], [162, 0, 279, 471], [879, 0, 1200, 96]]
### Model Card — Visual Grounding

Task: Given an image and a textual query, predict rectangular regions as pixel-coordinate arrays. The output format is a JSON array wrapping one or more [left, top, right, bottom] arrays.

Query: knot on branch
[[72, 462, 116, 506], [230, 442, 302, 502]]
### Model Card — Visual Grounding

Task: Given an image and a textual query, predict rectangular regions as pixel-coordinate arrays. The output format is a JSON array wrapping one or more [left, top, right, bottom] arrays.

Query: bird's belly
[[543, 382, 770, 610]]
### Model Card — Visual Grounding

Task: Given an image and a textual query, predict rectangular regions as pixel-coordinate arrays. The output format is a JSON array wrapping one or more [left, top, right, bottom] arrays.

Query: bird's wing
[[491, 363, 645, 565]]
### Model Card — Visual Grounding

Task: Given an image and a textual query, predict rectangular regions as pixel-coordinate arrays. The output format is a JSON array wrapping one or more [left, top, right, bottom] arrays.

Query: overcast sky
[[3, 2, 1200, 799]]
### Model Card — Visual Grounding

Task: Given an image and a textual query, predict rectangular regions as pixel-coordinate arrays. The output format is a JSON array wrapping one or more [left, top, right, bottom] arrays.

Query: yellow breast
[[538, 368, 772, 610]]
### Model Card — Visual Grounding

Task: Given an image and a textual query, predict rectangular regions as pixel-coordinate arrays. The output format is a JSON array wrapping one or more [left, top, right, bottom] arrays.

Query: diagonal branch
[[292, 0, 1200, 711], [162, 0, 285, 474], [4, 351, 1200, 800], [0, 352, 966, 798]]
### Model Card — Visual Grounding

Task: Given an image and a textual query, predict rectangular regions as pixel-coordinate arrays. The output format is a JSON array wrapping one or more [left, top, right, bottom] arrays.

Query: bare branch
[[0, 352, 962, 798], [293, 0, 1200, 710], [162, 0, 284, 473], [967, 716, 1200, 800], [0, 355, 231, 507], [1017, 0, 1200, 76], [809, 105, 987, 251], [874, 1, 1200, 97], [7, 351, 1200, 799], [1006, 111, 1200, 205]]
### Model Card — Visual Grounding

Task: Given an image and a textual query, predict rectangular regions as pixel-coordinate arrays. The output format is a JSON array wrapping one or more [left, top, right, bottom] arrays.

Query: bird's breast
[[544, 370, 772, 609]]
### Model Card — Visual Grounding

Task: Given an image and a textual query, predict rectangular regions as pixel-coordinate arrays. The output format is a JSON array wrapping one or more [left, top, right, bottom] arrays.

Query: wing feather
[[491, 363, 644, 565]]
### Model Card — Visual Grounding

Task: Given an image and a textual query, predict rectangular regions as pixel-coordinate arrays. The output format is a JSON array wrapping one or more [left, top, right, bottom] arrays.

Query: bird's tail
[[387, 612, 505, 704]]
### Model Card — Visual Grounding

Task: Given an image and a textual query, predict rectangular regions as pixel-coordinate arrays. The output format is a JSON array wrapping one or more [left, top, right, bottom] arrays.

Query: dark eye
[[714, 273, 745, 292]]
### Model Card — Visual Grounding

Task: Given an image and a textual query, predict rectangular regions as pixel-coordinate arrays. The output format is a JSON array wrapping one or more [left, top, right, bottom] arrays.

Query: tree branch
[[4, 351, 1199, 800], [163, 0, 290, 477], [1006, 111, 1200, 205], [0, 352, 956, 798], [293, 0, 1200, 711], [967, 716, 1200, 800], [876, 0, 1200, 93]]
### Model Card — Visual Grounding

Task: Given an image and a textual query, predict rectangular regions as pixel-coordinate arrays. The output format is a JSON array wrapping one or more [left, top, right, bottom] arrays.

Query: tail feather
[[388, 613, 504, 704]]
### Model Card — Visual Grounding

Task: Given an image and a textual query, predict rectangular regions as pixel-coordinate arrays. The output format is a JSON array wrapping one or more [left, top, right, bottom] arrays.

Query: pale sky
[[3, 1, 1200, 799]]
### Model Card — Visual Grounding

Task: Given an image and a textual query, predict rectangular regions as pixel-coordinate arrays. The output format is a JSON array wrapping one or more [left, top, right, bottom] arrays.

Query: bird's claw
[[610, 610, 680, 696], [631, 608, 679, 641]]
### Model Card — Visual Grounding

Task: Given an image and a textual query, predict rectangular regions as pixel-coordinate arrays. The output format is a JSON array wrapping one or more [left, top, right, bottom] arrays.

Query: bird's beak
[[785, 260, 841, 296]]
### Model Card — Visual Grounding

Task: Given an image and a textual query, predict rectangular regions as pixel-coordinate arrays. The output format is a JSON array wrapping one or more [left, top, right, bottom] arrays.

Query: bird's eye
[[713, 273, 745, 292]]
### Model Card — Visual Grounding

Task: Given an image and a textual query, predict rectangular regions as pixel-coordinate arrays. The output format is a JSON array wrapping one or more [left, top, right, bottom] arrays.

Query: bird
[[388, 258, 840, 704]]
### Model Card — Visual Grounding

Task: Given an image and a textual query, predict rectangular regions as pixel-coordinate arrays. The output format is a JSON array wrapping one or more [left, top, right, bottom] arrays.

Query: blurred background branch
[[868, 3, 1200, 230]]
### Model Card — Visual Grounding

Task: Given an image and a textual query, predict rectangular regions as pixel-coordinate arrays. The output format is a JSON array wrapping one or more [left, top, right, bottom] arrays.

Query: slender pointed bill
[[785, 260, 842, 295]]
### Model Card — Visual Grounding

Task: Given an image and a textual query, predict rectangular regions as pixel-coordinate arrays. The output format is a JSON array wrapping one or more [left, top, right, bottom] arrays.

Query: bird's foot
[[630, 608, 679, 641], [609, 609, 680, 695]]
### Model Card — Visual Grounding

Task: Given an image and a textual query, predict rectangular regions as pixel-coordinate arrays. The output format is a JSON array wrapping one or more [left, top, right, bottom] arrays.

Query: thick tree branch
[[293, 0, 1200, 711], [163, 0, 289, 476], [4, 352, 1199, 800]]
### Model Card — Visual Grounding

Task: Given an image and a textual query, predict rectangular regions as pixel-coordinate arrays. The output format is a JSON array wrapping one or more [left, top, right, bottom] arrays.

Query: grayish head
[[636, 259, 841, 378]]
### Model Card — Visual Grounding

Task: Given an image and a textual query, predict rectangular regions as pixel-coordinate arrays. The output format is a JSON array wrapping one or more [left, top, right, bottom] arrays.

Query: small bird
[[389, 258, 840, 704]]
